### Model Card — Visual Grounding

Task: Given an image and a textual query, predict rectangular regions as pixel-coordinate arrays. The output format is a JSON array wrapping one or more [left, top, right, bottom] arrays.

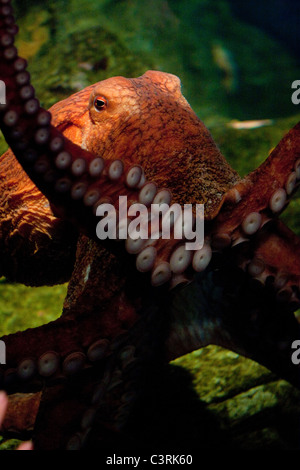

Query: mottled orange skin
[[50, 71, 239, 214], [0, 149, 78, 285]]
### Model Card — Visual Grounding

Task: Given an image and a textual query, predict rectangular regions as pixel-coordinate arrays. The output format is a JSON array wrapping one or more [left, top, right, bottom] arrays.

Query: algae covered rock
[[174, 346, 300, 449]]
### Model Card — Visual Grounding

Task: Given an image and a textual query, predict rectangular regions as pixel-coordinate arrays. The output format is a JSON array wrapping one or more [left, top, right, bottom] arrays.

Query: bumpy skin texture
[[0, 148, 78, 285], [0, 1, 300, 450], [50, 74, 239, 213]]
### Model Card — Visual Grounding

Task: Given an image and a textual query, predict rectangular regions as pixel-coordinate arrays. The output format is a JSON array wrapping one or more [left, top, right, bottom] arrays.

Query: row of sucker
[[0, 338, 111, 390], [66, 300, 164, 450], [206, 165, 300, 306], [66, 343, 140, 449], [214, 163, 300, 250]]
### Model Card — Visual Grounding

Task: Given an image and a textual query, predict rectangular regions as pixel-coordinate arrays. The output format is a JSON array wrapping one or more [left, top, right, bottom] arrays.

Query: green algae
[[7, 0, 300, 118], [28, 26, 154, 109], [0, 278, 66, 336], [0, 437, 23, 450], [16, 8, 50, 61], [173, 347, 300, 449]]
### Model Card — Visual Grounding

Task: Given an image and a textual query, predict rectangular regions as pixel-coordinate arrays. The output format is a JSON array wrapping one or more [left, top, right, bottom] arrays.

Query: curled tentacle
[[0, 287, 141, 394], [207, 122, 300, 302]]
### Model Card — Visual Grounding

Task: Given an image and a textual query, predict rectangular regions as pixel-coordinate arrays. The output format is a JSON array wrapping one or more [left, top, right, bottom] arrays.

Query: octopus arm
[[211, 122, 300, 244], [0, 149, 78, 285], [206, 121, 300, 299]]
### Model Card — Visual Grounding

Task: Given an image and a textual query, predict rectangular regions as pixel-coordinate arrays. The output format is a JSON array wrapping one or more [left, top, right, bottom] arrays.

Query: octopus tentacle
[[0, 239, 147, 395], [0, 147, 78, 285], [33, 292, 167, 450], [212, 121, 300, 229], [243, 219, 300, 298], [0, 229, 169, 447], [207, 122, 300, 302], [0, 312, 123, 393]]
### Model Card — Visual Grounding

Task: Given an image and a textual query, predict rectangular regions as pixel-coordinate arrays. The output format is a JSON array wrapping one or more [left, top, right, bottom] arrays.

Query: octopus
[[0, 0, 299, 450]]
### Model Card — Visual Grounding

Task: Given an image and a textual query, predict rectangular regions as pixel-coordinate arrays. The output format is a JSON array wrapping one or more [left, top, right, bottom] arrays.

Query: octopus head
[[49, 70, 237, 209], [50, 71, 200, 175]]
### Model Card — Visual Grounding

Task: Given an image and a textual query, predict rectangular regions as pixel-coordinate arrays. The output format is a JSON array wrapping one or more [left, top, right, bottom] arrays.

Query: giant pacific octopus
[[0, 0, 299, 450]]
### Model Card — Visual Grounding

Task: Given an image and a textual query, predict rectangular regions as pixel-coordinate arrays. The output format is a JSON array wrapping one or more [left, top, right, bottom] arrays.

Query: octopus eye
[[94, 96, 108, 111]]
